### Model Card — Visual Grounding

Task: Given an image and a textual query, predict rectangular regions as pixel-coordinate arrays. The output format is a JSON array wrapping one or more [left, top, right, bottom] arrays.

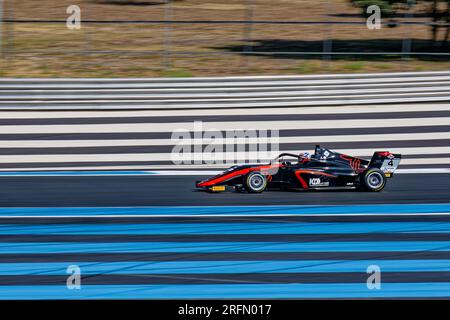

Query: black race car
[[196, 145, 401, 193]]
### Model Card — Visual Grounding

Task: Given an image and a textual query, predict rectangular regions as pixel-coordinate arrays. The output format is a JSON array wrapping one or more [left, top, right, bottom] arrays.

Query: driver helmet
[[301, 152, 311, 159]]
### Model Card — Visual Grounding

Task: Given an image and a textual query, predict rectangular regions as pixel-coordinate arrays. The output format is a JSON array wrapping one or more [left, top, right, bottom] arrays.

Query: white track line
[[153, 168, 450, 175], [1, 103, 450, 119], [1, 117, 450, 134], [2, 212, 450, 218], [0, 148, 449, 163], [0, 168, 448, 175], [0, 132, 448, 148]]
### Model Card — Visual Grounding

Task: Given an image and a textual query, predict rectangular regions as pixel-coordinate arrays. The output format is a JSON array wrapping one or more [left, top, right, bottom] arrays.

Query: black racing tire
[[245, 172, 267, 193], [360, 168, 386, 192]]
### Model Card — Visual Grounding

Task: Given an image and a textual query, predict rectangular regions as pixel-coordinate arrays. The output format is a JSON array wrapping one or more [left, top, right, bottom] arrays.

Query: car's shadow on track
[[193, 188, 365, 194]]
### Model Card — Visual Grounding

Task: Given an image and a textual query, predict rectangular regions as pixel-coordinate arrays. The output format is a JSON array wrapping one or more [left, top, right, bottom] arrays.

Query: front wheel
[[360, 168, 386, 192], [245, 172, 267, 193]]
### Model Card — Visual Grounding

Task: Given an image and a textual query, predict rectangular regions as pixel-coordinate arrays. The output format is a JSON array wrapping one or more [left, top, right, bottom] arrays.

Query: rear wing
[[369, 152, 401, 177]]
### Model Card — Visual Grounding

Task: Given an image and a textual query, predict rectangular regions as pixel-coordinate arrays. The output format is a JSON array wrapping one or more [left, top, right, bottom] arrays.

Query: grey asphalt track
[[0, 173, 448, 207]]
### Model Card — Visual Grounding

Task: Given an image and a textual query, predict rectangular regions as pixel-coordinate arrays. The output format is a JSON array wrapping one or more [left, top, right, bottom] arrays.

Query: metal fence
[[1, 0, 450, 75], [1, 71, 450, 110]]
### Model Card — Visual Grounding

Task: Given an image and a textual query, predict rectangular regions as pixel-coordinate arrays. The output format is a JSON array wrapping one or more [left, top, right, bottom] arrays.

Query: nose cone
[[195, 165, 248, 188], [196, 180, 207, 188]]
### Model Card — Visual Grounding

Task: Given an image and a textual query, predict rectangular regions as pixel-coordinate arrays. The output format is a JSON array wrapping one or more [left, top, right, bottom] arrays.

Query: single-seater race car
[[196, 145, 401, 193]]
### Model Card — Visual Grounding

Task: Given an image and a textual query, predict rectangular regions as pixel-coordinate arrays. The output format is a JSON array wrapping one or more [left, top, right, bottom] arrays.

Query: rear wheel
[[360, 168, 386, 192], [245, 172, 267, 193]]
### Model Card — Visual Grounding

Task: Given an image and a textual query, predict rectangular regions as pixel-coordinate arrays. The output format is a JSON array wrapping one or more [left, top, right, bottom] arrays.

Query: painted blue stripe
[[1, 203, 449, 300], [0, 204, 450, 216], [1, 221, 449, 235], [0, 241, 450, 253], [1, 283, 450, 299], [2, 260, 450, 275]]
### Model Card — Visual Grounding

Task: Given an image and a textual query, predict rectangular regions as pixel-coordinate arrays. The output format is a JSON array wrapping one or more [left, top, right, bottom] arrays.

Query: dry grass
[[1, 0, 449, 77]]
